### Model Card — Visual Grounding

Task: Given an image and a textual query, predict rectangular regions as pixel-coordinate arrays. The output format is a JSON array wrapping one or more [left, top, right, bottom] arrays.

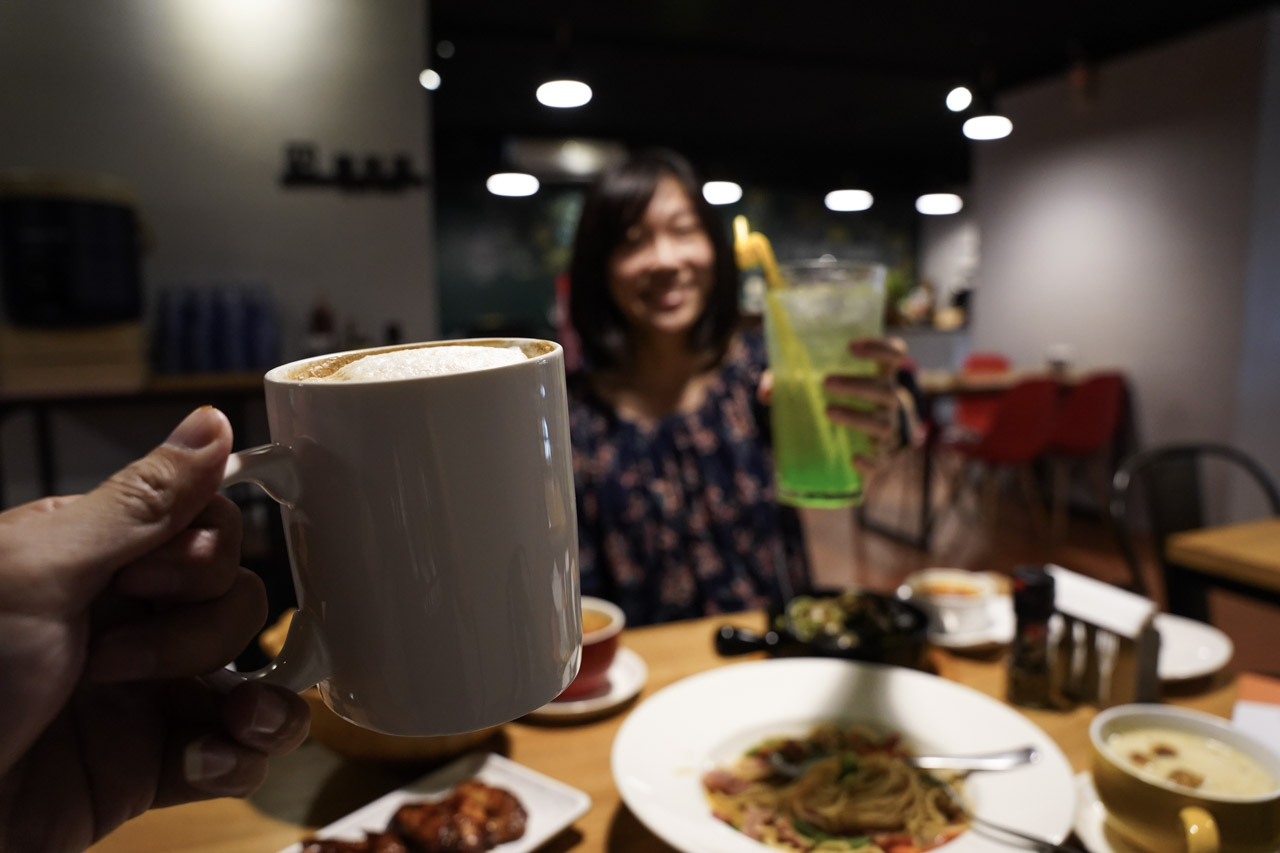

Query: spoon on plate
[[768, 745, 1039, 778], [932, 776, 1088, 853]]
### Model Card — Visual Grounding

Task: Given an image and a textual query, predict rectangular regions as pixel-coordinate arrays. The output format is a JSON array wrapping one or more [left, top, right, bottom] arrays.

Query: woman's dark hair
[[568, 148, 740, 371]]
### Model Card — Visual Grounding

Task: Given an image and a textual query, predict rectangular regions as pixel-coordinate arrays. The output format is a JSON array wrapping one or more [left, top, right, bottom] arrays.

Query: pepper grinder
[[1008, 565, 1055, 709]]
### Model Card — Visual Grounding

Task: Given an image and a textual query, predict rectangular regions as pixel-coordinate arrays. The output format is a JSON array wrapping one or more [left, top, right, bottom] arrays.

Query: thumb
[[37, 407, 234, 595], [757, 369, 773, 406]]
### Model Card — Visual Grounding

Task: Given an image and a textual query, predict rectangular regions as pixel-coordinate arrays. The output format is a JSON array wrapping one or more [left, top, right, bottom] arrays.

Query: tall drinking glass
[[763, 259, 887, 508]]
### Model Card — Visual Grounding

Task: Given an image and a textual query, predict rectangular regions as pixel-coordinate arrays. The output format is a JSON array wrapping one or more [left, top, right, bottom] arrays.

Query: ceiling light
[[536, 79, 592, 108], [486, 173, 539, 197], [916, 193, 964, 215], [946, 86, 973, 112], [702, 181, 742, 205], [963, 114, 1013, 140], [824, 189, 873, 212], [418, 68, 441, 91]]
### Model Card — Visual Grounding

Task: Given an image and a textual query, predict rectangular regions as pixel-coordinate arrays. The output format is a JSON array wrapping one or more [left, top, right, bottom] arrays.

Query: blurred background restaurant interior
[[1, 1, 1279, 665]]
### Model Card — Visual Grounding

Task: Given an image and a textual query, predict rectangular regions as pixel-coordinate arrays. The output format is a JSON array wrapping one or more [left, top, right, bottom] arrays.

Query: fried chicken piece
[[301, 833, 408, 853], [391, 781, 527, 852]]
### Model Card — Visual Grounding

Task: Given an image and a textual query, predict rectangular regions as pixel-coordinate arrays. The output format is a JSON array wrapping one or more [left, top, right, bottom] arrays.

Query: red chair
[[944, 377, 1060, 541], [1044, 373, 1128, 545], [950, 351, 1011, 439]]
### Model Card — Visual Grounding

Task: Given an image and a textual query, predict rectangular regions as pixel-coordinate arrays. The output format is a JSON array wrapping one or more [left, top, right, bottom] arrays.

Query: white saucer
[[525, 646, 647, 722], [928, 594, 1016, 649], [1155, 612, 1233, 681], [1073, 771, 1147, 853]]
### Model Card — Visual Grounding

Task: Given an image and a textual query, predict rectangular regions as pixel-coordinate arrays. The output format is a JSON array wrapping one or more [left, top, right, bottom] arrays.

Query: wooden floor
[[808, 449, 1280, 677]]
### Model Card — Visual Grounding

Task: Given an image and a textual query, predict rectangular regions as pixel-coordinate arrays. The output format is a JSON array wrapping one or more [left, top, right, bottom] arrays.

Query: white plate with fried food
[[279, 752, 590, 853]]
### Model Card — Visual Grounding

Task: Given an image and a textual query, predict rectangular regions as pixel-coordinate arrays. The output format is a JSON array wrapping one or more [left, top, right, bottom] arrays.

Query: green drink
[[763, 260, 886, 508]]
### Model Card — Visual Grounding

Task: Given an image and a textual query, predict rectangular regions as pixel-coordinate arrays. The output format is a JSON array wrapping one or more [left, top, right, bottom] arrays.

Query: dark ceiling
[[429, 1, 1274, 194]]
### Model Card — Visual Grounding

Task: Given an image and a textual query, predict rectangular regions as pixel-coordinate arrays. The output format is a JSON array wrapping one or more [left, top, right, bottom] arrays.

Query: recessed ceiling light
[[916, 193, 964, 215], [963, 115, 1013, 140], [418, 68, 441, 91], [824, 189, 873, 212], [536, 79, 592, 108], [486, 173, 539, 197], [702, 181, 742, 205], [946, 86, 973, 112]]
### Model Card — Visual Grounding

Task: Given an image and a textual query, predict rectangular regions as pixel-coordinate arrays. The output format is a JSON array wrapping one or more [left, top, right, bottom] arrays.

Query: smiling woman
[[564, 150, 908, 627], [605, 174, 716, 342]]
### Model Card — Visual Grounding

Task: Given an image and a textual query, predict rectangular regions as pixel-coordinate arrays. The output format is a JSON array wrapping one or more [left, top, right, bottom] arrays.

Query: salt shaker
[[1008, 565, 1055, 709]]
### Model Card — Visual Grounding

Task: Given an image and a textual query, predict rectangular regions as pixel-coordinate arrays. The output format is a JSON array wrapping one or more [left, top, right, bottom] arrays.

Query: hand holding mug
[[0, 408, 309, 853]]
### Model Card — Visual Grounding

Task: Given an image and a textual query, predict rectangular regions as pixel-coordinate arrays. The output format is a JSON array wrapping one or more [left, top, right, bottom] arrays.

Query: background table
[[88, 611, 1236, 853], [1166, 518, 1280, 594], [1165, 517, 1280, 618]]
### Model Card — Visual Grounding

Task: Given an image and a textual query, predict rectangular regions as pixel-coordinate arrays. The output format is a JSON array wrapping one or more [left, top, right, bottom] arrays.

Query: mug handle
[[203, 444, 330, 694], [1179, 806, 1220, 853]]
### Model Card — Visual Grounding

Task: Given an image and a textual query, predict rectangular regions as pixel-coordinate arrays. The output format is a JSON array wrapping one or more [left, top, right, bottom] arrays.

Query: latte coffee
[[285, 341, 537, 383], [223, 336, 580, 736]]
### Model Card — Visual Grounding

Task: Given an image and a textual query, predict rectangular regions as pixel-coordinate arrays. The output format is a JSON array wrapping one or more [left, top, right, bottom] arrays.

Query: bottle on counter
[[1008, 565, 1056, 709], [383, 321, 403, 346], [243, 282, 280, 370], [303, 296, 338, 358]]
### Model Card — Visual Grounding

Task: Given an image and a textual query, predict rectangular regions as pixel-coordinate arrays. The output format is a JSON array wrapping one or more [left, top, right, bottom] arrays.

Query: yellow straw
[[732, 215, 787, 291], [734, 216, 845, 476]]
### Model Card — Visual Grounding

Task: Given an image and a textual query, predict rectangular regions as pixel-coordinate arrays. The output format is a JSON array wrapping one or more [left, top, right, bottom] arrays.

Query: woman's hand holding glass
[[823, 337, 909, 475], [761, 336, 909, 477]]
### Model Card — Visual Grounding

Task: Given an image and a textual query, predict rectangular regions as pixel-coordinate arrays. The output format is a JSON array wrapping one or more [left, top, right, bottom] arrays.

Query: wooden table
[[89, 611, 1236, 853], [1166, 518, 1280, 594], [1164, 517, 1280, 619]]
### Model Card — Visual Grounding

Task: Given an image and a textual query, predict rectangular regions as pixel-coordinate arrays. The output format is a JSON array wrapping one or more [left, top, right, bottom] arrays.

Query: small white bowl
[[901, 568, 997, 635]]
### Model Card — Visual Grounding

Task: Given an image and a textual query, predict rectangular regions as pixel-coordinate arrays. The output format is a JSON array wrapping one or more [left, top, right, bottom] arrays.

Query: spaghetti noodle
[[702, 723, 967, 853]]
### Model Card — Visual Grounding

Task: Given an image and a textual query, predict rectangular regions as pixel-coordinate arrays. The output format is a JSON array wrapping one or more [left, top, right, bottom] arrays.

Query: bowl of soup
[[1090, 704, 1280, 853], [557, 596, 625, 700]]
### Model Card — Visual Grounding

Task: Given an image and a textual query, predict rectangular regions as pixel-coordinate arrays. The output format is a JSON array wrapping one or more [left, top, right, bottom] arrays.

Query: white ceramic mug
[[218, 338, 581, 736]]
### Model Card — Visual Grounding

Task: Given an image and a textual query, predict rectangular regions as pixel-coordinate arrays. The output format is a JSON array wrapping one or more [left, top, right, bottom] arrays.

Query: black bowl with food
[[715, 588, 929, 669]]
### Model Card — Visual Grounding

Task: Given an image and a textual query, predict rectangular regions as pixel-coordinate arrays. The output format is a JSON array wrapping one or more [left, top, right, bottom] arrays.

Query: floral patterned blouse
[[567, 330, 811, 626]]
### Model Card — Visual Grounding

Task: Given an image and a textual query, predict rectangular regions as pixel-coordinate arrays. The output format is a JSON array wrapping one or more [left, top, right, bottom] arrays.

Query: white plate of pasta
[[612, 658, 1075, 853]]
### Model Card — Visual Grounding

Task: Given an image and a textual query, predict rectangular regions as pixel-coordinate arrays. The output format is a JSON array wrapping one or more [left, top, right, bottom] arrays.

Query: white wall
[[0, 1, 433, 502], [919, 211, 979, 307], [1233, 10, 1280, 515], [968, 13, 1276, 514]]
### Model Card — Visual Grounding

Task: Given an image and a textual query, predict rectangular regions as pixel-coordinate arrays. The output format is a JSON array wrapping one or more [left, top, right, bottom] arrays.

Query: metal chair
[[1110, 442, 1280, 616]]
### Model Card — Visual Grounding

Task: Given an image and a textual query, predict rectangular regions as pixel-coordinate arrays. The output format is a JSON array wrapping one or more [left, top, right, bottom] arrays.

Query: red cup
[[558, 596, 625, 700]]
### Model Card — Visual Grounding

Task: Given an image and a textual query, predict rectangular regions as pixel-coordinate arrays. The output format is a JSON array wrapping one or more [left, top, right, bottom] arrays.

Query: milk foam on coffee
[[323, 345, 526, 382]]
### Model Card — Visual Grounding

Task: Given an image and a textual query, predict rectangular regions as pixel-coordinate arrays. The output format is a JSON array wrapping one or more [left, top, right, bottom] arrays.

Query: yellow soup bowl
[[1090, 704, 1280, 853]]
